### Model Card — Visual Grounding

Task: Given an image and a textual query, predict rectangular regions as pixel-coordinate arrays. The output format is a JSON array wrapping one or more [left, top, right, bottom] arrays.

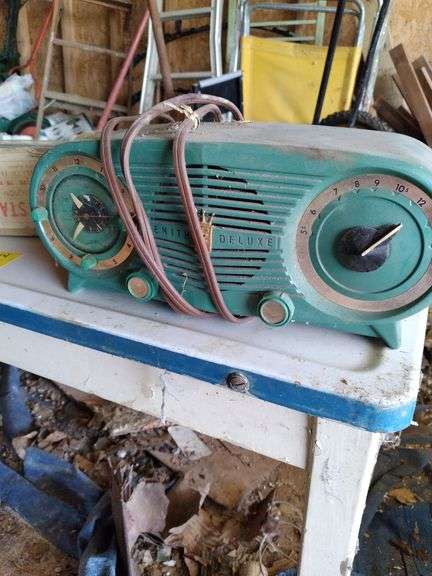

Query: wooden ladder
[[35, 0, 133, 138]]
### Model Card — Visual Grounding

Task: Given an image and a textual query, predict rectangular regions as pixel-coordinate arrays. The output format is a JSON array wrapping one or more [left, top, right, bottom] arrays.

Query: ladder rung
[[251, 19, 317, 28], [154, 71, 213, 81], [47, 0, 132, 11], [78, 0, 131, 10], [53, 38, 126, 59], [45, 90, 128, 113], [160, 7, 212, 22]]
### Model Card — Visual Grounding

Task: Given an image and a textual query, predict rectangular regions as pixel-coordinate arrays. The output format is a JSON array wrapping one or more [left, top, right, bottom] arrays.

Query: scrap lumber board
[[375, 97, 422, 139], [414, 55, 432, 81], [398, 105, 422, 133], [390, 44, 432, 146], [414, 58, 432, 109]]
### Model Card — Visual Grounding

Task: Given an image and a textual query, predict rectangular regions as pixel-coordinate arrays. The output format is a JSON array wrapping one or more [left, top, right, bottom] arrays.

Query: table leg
[[298, 417, 383, 576]]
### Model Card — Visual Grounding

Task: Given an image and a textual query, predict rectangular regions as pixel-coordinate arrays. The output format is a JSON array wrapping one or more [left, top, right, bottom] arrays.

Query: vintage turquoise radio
[[30, 119, 432, 348]]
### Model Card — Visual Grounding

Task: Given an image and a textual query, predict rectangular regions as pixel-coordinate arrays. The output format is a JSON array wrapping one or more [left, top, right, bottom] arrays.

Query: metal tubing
[[147, 0, 175, 99], [210, 0, 224, 76], [97, 8, 150, 130], [140, 0, 224, 112], [313, 0, 348, 125], [230, 1, 366, 72], [244, 2, 365, 46], [349, 0, 391, 124], [35, 0, 62, 139]]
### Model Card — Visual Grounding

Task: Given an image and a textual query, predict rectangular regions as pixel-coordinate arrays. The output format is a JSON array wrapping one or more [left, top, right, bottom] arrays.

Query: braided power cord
[[100, 93, 250, 322]]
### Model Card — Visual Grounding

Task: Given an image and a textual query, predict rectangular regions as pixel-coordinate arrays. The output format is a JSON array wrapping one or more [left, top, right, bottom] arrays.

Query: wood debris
[[387, 487, 418, 505], [376, 43, 432, 145], [112, 465, 170, 576], [168, 425, 212, 461]]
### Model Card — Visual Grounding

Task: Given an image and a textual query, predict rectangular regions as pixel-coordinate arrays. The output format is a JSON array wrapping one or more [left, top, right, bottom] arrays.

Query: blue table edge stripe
[[0, 303, 415, 433]]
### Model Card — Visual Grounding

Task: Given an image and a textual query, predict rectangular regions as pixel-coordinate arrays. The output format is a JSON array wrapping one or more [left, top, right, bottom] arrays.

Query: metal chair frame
[[229, 1, 366, 72]]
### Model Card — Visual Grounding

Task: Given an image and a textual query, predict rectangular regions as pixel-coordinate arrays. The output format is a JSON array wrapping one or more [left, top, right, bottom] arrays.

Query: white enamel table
[[0, 237, 427, 576]]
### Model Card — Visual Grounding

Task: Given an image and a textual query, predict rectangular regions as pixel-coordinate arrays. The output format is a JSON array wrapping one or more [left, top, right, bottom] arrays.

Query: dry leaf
[[11, 431, 37, 459], [388, 487, 418, 505], [74, 454, 94, 477], [165, 483, 205, 531], [168, 426, 211, 461], [165, 508, 223, 560], [184, 557, 200, 576], [240, 561, 267, 576], [38, 430, 67, 449], [54, 382, 105, 407]]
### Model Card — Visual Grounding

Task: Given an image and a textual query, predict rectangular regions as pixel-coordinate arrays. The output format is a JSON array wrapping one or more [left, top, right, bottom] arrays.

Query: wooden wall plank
[[16, 1, 65, 94], [390, 44, 432, 145], [60, 0, 120, 108], [109, 9, 130, 105]]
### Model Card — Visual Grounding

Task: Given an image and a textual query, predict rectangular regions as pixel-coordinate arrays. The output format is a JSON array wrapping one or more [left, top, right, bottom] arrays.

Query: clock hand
[[361, 223, 403, 257], [73, 221, 85, 240], [70, 193, 83, 209]]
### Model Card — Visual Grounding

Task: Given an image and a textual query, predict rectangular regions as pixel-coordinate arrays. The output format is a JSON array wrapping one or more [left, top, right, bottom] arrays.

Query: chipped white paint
[[0, 321, 308, 466], [299, 418, 382, 576]]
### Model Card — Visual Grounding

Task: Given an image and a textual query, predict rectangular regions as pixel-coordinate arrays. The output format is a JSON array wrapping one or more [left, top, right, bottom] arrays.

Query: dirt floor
[[0, 505, 77, 576]]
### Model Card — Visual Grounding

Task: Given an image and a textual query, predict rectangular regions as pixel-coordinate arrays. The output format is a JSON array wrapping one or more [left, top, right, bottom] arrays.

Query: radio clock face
[[296, 174, 432, 313], [33, 155, 133, 271]]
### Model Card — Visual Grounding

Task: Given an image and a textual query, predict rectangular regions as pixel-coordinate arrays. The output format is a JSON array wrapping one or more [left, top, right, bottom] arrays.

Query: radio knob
[[126, 271, 158, 301], [258, 292, 295, 326], [336, 225, 401, 273]]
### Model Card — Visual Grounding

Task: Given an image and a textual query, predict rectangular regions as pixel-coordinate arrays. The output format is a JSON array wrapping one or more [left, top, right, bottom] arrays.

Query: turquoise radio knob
[[258, 292, 295, 326], [31, 207, 48, 222], [126, 271, 158, 301]]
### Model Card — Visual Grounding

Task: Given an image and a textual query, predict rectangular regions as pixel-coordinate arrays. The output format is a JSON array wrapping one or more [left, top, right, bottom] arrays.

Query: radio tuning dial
[[336, 224, 402, 273]]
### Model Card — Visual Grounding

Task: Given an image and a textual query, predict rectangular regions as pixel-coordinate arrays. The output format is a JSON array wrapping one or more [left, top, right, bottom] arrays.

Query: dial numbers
[[34, 155, 133, 271], [296, 174, 432, 313]]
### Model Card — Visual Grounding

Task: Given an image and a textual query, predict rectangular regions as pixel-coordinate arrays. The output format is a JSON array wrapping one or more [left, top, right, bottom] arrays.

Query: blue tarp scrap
[[0, 448, 117, 575], [78, 493, 118, 576], [0, 364, 33, 438], [0, 456, 83, 558], [24, 446, 103, 516]]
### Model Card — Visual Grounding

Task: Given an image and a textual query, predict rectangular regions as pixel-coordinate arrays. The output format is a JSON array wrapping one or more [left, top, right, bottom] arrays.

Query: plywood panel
[[375, 0, 432, 109], [390, 0, 432, 65], [61, 0, 112, 101], [17, 1, 65, 94]]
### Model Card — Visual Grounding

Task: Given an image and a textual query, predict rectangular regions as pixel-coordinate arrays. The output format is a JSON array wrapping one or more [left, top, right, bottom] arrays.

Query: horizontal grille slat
[[122, 162, 320, 289]]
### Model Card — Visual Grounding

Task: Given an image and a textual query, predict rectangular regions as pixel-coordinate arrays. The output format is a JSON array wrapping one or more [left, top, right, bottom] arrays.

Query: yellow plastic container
[[241, 36, 362, 124]]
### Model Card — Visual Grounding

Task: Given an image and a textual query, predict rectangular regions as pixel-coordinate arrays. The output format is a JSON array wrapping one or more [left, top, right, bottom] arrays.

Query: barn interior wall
[[0, 0, 428, 113]]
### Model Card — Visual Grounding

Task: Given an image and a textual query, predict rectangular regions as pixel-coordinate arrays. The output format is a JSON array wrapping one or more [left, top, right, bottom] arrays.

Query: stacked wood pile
[[375, 43, 432, 146]]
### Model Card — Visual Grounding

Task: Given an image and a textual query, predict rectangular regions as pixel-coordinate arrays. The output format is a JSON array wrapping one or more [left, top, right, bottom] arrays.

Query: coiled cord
[[100, 94, 248, 321]]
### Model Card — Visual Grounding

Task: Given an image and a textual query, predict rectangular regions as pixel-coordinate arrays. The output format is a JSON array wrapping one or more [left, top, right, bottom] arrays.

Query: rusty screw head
[[225, 372, 249, 393]]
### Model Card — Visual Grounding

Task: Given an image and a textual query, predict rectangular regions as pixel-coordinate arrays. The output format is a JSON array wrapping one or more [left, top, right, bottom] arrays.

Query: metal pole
[[312, 0, 348, 125], [97, 8, 150, 129], [147, 0, 175, 99], [349, 0, 392, 127]]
